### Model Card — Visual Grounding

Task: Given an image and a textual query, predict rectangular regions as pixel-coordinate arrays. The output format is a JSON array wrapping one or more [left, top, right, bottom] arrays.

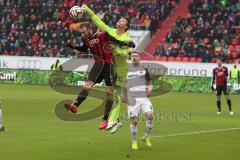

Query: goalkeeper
[[82, 5, 134, 134]]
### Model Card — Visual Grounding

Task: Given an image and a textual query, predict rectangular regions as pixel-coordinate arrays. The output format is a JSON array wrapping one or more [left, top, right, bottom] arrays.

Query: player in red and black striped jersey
[[0, 99, 5, 132], [0, 73, 5, 132], [66, 22, 115, 129], [212, 58, 233, 115], [65, 22, 134, 129]]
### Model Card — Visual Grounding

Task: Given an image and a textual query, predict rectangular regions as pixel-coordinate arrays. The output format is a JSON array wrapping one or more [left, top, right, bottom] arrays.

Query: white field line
[[150, 127, 240, 139]]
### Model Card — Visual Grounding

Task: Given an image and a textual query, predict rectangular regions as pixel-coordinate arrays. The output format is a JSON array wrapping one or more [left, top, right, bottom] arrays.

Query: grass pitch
[[0, 84, 239, 160]]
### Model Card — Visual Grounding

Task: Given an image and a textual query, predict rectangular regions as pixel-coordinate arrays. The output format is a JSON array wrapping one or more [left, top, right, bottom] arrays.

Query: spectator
[[163, 0, 240, 62], [153, 44, 165, 57], [51, 59, 62, 70], [52, 8, 60, 20], [171, 43, 180, 57], [143, 15, 151, 28], [0, 0, 179, 57]]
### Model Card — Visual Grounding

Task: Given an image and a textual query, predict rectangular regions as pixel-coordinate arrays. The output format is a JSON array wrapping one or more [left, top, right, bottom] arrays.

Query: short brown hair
[[216, 56, 223, 61], [120, 17, 130, 31], [131, 51, 140, 55], [79, 22, 92, 29], [124, 17, 130, 31]]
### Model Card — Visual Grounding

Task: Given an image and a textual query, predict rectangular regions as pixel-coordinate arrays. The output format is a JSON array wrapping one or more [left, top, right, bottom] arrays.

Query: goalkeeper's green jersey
[[83, 5, 132, 86]]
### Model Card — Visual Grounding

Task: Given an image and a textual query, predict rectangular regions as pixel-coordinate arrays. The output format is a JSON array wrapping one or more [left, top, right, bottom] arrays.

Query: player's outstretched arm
[[211, 70, 215, 91], [82, 5, 117, 39], [226, 67, 229, 78], [66, 44, 88, 52]]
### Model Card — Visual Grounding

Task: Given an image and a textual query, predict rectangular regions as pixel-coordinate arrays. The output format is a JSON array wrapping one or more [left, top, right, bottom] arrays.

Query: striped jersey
[[213, 66, 228, 87], [81, 30, 114, 63]]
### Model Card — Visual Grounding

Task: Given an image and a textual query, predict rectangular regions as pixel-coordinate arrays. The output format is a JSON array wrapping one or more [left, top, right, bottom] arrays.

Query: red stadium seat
[[233, 59, 240, 64], [189, 57, 196, 62], [236, 25, 240, 34], [232, 52, 238, 59], [196, 58, 202, 62], [231, 46, 237, 52], [228, 45, 234, 51], [189, 37, 195, 44], [203, 37, 209, 44], [153, 56, 161, 61], [236, 45, 240, 50], [168, 56, 175, 62], [175, 57, 182, 62], [157, 20, 162, 29], [231, 38, 239, 45], [160, 56, 167, 61], [171, 1, 176, 7], [182, 57, 189, 62]]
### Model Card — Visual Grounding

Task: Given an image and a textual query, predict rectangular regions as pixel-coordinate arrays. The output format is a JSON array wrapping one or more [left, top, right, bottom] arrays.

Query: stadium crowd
[[154, 0, 240, 63], [0, 0, 178, 57]]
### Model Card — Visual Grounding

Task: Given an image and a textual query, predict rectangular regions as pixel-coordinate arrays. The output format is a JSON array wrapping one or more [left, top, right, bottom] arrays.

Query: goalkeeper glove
[[118, 41, 136, 48], [127, 41, 136, 48]]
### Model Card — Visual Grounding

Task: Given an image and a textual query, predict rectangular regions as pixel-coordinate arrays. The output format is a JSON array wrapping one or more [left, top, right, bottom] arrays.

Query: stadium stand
[[153, 0, 240, 63], [0, 0, 179, 57]]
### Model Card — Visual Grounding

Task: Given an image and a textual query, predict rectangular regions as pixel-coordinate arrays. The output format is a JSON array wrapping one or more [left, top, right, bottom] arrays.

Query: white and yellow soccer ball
[[69, 6, 83, 19]]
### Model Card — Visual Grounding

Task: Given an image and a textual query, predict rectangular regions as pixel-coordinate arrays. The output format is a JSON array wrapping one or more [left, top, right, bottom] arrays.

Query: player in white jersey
[[126, 51, 153, 150]]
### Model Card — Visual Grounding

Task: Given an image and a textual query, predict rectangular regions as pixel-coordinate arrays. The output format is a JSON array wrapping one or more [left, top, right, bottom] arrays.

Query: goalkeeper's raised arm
[[82, 4, 130, 42]]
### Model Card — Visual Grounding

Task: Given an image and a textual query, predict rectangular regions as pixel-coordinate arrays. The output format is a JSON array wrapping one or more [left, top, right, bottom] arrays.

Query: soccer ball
[[69, 6, 83, 19]]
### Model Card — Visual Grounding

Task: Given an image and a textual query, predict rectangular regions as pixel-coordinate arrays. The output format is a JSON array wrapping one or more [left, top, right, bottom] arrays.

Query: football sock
[[145, 119, 153, 138], [0, 109, 2, 128], [227, 99, 232, 112], [103, 100, 113, 120], [130, 124, 137, 144], [109, 99, 120, 122], [217, 100, 221, 112], [74, 89, 89, 107]]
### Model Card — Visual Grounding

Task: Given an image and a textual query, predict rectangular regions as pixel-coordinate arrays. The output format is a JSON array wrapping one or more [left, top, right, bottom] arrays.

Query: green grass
[[0, 84, 240, 160]]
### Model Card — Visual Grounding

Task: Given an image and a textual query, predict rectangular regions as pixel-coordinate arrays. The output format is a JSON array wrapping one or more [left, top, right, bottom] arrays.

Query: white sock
[[0, 109, 3, 128], [145, 119, 153, 138], [130, 124, 137, 144]]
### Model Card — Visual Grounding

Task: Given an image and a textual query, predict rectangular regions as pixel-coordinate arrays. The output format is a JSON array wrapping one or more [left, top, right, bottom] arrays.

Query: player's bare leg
[[0, 101, 5, 132], [98, 86, 114, 129], [216, 95, 221, 114], [130, 117, 138, 150], [65, 81, 93, 113], [143, 112, 153, 148], [224, 94, 233, 115], [74, 81, 93, 106]]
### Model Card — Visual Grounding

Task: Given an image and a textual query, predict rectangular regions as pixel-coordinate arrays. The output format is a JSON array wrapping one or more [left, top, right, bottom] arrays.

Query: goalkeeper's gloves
[[118, 41, 136, 48], [128, 41, 136, 48], [81, 4, 95, 17]]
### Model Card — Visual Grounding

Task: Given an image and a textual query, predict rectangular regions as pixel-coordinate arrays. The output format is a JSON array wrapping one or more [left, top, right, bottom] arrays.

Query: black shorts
[[216, 85, 228, 96], [88, 62, 115, 86]]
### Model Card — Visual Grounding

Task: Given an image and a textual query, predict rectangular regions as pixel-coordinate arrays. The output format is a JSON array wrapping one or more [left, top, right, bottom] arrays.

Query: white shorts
[[128, 98, 153, 118]]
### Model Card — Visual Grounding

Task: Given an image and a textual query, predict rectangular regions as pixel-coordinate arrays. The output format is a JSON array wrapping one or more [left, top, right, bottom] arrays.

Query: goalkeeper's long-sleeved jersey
[[82, 5, 133, 86]]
